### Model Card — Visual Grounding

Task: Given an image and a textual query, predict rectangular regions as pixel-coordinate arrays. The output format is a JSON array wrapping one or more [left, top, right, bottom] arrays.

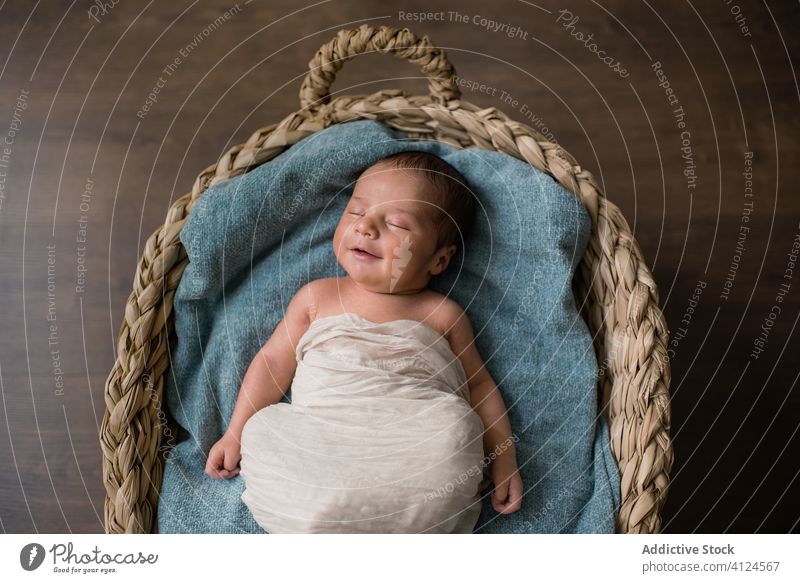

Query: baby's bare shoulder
[[306, 277, 341, 293], [424, 293, 467, 336], [295, 278, 335, 320]]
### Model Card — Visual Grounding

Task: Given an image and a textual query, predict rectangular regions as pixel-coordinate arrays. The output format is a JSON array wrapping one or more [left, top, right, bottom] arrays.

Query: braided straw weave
[[101, 24, 673, 534]]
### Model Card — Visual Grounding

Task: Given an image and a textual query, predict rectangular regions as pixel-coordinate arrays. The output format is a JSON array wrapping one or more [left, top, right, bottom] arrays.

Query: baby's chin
[[337, 263, 399, 294], [341, 267, 389, 292]]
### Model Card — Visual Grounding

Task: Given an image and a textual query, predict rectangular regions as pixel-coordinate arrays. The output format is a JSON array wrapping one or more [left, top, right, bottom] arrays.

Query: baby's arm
[[444, 302, 523, 514], [205, 281, 315, 479]]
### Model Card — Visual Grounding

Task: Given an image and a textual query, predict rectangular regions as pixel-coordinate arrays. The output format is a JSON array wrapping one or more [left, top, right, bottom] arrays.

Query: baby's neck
[[340, 275, 428, 297], [315, 277, 439, 330]]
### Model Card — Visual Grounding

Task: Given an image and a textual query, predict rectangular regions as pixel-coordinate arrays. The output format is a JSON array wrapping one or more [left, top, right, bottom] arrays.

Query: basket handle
[[299, 24, 461, 112]]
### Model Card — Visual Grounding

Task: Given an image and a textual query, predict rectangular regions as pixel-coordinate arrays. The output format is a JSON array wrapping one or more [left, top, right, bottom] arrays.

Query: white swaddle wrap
[[239, 311, 489, 533]]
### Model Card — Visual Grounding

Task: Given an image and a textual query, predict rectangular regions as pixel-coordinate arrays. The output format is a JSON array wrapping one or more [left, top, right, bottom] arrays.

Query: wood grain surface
[[0, 0, 798, 533]]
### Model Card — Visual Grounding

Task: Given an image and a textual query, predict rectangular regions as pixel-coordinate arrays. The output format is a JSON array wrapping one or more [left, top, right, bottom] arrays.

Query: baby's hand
[[490, 459, 523, 514], [205, 432, 241, 480]]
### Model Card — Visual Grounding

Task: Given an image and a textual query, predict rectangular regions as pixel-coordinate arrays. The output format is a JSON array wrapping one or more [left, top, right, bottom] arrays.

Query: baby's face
[[332, 163, 456, 294]]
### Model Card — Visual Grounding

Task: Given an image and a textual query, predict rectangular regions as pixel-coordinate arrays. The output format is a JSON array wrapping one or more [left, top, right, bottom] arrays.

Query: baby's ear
[[432, 244, 457, 275]]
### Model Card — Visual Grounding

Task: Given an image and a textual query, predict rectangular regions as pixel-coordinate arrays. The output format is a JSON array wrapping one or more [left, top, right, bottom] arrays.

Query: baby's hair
[[371, 151, 475, 252]]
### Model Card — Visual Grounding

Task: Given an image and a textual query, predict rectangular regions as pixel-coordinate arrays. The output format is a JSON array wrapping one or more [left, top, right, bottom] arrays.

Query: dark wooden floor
[[1, 0, 798, 533]]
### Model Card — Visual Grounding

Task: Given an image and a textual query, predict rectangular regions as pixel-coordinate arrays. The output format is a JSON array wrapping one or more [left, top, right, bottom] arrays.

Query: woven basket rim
[[100, 23, 673, 536]]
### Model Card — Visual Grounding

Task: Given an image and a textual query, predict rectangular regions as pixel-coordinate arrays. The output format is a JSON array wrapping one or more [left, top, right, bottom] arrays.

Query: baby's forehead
[[353, 164, 445, 214], [360, 161, 420, 182], [358, 164, 440, 194], [349, 190, 435, 211]]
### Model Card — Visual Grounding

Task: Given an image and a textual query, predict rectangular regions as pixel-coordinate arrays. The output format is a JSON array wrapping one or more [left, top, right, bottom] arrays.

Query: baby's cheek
[[390, 234, 414, 262], [332, 227, 345, 254]]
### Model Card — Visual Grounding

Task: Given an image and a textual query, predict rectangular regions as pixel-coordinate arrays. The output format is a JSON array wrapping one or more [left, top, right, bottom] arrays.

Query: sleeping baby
[[205, 150, 523, 533]]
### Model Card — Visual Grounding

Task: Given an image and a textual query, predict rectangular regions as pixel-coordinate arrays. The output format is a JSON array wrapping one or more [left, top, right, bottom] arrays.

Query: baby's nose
[[355, 217, 377, 237]]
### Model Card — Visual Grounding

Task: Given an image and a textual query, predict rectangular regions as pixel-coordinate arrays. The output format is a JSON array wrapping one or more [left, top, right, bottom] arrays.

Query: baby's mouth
[[350, 246, 381, 259]]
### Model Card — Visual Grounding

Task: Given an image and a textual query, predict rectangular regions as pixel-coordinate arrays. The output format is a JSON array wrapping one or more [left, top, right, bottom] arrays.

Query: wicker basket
[[101, 24, 673, 534]]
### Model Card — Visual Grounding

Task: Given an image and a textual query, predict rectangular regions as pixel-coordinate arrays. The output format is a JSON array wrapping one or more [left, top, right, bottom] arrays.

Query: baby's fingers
[[505, 475, 523, 513], [213, 466, 240, 480], [491, 480, 510, 510], [206, 465, 224, 479], [204, 447, 224, 479], [223, 447, 241, 472]]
